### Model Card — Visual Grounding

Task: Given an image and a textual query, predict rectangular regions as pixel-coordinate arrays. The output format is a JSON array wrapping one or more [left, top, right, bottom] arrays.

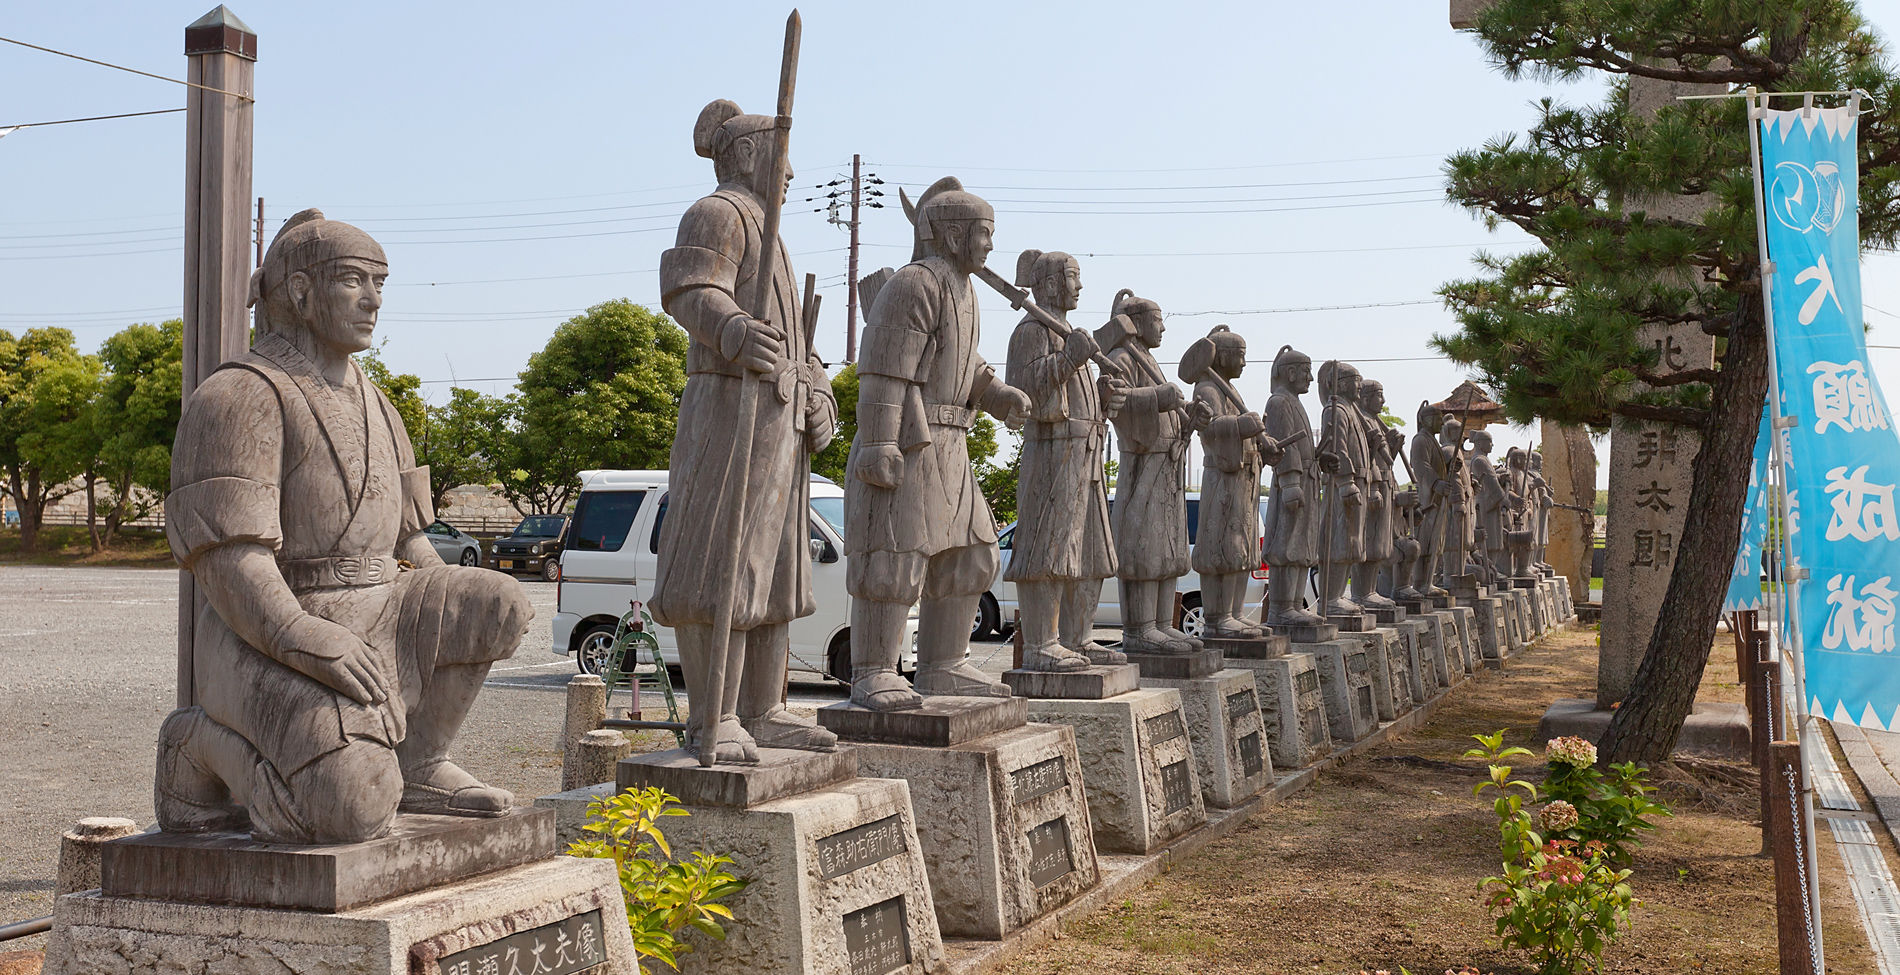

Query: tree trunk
[[103, 476, 132, 547], [85, 472, 101, 552], [1600, 305, 1770, 764], [16, 470, 43, 554]]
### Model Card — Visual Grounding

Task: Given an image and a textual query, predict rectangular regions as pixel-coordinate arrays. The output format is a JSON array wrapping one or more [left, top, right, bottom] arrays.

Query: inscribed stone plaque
[[1024, 817, 1073, 888], [1012, 756, 1068, 803], [433, 909, 604, 975], [844, 896, 910, 975], [1161, 760, 1194, 815], [1146, 709, 1187, 745], [817, 814, 907, 880], [1297, 670, 1320, 695], [1226, 689, 1258, 718], [1239, 732, 1266, 778]]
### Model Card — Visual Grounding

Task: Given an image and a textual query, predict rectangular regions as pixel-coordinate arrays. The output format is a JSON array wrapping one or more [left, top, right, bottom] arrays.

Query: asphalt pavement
[[0, 564, 1022, 931]]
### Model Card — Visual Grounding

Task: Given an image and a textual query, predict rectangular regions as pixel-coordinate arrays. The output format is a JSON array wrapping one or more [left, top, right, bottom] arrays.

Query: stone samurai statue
[[1399, 402, 1449, 601], [1101, 290, 1201, 655], [159, 210, 532, 844], [654, 99, 840, 764], [1005, 249, 1127, 670], [1260, 345, 1322, 629], [844, 177, 1031, 710], [1185, 327, 1279, 638]]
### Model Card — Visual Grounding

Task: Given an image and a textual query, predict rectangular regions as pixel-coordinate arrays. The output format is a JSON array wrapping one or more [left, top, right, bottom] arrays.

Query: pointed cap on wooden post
[[185, 6, 257, 59]]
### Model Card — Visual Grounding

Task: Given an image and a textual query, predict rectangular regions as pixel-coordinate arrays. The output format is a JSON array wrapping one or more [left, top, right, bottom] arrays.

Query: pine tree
[[1439, 0, 1900, 763]]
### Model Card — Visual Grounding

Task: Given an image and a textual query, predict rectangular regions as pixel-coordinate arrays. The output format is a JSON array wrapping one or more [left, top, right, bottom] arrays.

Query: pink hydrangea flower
[[1537, 799, 1580, 832], [1546, 735, 1598, 768]]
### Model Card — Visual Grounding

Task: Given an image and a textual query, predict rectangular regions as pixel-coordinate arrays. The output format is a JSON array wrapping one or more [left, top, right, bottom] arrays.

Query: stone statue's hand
[[1062, 328, 1100, 367], [1099, 377, 1129, 415], [1342, 483, 1363, 507], [720, 315, 784, 374], [805, 386, 839, 453], [1156, 383, 1186, 412], [856, 442, 905, 489], [1189, 400, 1215, 431], [1236, 412, 1265, 439], [1279, 484, 1305, 512], [981, 383, 1032, 425], [1318, 450, 1341, 474], [276, 615, 389, 706]]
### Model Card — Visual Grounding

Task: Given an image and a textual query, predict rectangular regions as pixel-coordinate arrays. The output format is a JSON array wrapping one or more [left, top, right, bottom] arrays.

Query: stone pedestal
[[99, 810, 558, 912], [1126, 649, 1222, 680], [1344, 627, 1408, 720], [1513, 588, 1535, 642], [1394, 619, 1433, 706], [1205, 633, 1290, 658], [1554, 576, 1575, 618], [818, 696, 1027, 747], [1500, 592, 1526, 651], [1527, 584, 1551, 633], [615, 769, 944, 974], [1369, 604, 1408, 625], [1303, 639, 1377, 743], [618, 746, 857, 807], [1141, 670, 1272, 809], [1003, 664, 1139, 700], [1326, 613, 1376, 633], [1447, 607, 1477, 677], [1471, 596, 1506, 661], [1276, 621, 1339, 643], [846, 723, 1099, 941], [1414, 613, 1452, 690], [1024, 689, 1206, 854], [1225, 653, 1331, 768], [46, 857, 637, 975]]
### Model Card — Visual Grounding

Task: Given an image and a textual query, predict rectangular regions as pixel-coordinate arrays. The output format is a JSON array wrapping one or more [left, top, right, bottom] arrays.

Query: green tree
[[91, 319, 183, 547], [0, 328, 104, 552], [811, 363, 858, 483], [1438, 1, 1900, 763], [421, 387, 511, 509], [356, 345, 427, 457], [970, 416, 1018, 524], [503, 300, 689, 514]]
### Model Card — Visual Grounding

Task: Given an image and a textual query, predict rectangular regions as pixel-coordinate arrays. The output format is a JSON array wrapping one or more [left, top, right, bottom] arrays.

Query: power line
[[1165, 299, 1439, 317], [868, 151, 1446, 175], [0, 35, 251, 100], [0, 107, 184, 130], [995, 196, 1441, 216], [963, 174, 1442, 192]]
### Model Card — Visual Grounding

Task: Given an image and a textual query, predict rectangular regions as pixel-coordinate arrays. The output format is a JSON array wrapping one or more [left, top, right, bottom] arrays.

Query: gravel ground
[[0, 564, 1029, 935]]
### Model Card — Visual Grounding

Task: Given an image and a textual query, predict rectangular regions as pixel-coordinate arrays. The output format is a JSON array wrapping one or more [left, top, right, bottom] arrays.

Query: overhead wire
[[0, 107, 184, 130], [0, 35, 252, 100]]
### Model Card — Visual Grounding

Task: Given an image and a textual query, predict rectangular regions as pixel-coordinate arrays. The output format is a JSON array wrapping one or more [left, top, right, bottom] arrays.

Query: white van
[[550, 470, 917, 683], [983, 495, 1315, 638]]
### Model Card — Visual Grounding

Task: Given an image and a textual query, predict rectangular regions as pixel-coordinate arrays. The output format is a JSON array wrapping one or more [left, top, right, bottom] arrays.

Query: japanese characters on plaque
[[843, 896, 910, 975], [1238, 731, 1266, 779], [432, 909, 604, 975], [1160, 761, 1195, 815], [1011, 756, 1068, 803], [1226, 689, 1259, 718], [1024, 818, 1074, 888], [817, 815, 907, 881], [1145, 710, 1186, 746]]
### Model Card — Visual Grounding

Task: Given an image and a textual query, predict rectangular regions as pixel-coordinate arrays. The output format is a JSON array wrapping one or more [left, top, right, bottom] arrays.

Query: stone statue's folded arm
[[166, 368, 389, 705]]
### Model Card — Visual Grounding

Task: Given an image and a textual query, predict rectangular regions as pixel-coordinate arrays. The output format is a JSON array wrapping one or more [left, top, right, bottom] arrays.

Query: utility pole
[[846, 153, 861, 363], [255, 196, 264, 266]]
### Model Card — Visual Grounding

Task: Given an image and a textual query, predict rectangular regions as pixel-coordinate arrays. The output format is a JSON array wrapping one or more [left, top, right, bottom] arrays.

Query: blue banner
[[1760, 104, 1900, 728], [1725, 404, 1773, 612]]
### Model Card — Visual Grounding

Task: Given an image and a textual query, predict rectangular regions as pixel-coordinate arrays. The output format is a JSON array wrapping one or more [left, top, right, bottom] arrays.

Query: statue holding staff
[[1186, 327, 1279, 638], [1353, 378, 1403, 613], [1399, 402, 1450, 600], [1315, 361, 1369, 617]]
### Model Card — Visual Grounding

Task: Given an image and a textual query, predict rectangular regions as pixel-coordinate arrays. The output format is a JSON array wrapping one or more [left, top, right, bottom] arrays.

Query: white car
[[550, 470, 918, 683], [984, 496, 1317, 638]]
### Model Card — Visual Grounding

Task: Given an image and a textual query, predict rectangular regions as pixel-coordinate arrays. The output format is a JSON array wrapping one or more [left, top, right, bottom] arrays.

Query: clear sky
[[7, 1, 1900, 489]]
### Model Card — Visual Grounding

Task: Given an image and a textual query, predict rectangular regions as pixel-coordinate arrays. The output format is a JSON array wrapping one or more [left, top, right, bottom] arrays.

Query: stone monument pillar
[[1540, 418, 1598, 603]]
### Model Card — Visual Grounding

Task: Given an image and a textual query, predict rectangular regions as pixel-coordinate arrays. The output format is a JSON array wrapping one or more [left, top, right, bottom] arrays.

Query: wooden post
[[1733, 609, 1757, 692], [177, 7, 256, 707], [1753, 635, 1778, 855], [1769, 740, 1821, 975]]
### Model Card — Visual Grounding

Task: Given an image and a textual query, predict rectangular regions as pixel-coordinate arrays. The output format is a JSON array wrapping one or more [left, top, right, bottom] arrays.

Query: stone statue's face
[[1531, 452, 1543, 471], [292, 258, 386, 356], [1470, 431, 1492, 454], [728, 135, 793, 202], [1279, 358, 1312, 394], [1362, 383, 1385, 415], [1334, 367, 1361, 402], [1442, 418, 1464, 445], [939, 219, 994, 275], [1419, 408, 1442, 433], [1053, 259, 1081, 312], [1214, 339, 1247, 379], [1135, 309, 1164, 348]]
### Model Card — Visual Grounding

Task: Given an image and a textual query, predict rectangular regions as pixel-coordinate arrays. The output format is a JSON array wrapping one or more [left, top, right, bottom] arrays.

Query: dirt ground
[[1000, 626, 1880, 975]]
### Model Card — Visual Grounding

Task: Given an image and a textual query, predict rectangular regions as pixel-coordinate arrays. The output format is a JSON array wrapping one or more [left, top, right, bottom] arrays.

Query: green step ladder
[[601, 597, 684, 748]]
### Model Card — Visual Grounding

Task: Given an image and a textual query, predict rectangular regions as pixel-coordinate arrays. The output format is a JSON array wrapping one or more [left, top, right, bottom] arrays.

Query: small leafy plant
[[1538, 736, 1671, 864], [1465, 731, 1636, 975], [566, 787, 748, 973]]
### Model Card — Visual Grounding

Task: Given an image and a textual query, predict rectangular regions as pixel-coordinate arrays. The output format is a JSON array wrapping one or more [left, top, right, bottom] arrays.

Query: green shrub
[[566, 787, 748, 973]]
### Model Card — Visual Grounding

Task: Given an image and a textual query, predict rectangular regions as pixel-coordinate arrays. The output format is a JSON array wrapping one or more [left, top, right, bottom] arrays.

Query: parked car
[[550, 470, 919, 683], [489, 513, 570, 581], [982, 495, 1318, 639], [422, 519, 482, 566]]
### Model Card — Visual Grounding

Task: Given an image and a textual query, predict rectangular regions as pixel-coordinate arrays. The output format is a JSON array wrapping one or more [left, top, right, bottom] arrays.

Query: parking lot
[[0, 564, 1024, 927]]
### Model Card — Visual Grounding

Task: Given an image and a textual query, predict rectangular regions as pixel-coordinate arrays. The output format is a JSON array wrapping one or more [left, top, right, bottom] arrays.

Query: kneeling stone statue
[[158, 211, 532, 845]]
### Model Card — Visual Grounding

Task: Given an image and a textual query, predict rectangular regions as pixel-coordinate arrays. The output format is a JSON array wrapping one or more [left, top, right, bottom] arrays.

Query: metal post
[[846, 152, 861, 363], [254, 196, 264, 266], [178, 6, 257, 708]]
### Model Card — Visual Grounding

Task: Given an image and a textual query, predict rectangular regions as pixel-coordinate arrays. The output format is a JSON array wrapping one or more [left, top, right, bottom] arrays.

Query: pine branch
[[1612, 401, 1707, 427], [1633, 366, 1720, 387]]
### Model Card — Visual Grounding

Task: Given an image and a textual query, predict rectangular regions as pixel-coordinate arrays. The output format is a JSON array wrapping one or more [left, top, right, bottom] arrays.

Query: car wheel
[[459, 547, 479, 567], [1180, 593, 1206, 639], [542, 558, 561, 582], [576, 624, 617, 676], [827, 632, 852, 684], [972, 593, 1000, 641]]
